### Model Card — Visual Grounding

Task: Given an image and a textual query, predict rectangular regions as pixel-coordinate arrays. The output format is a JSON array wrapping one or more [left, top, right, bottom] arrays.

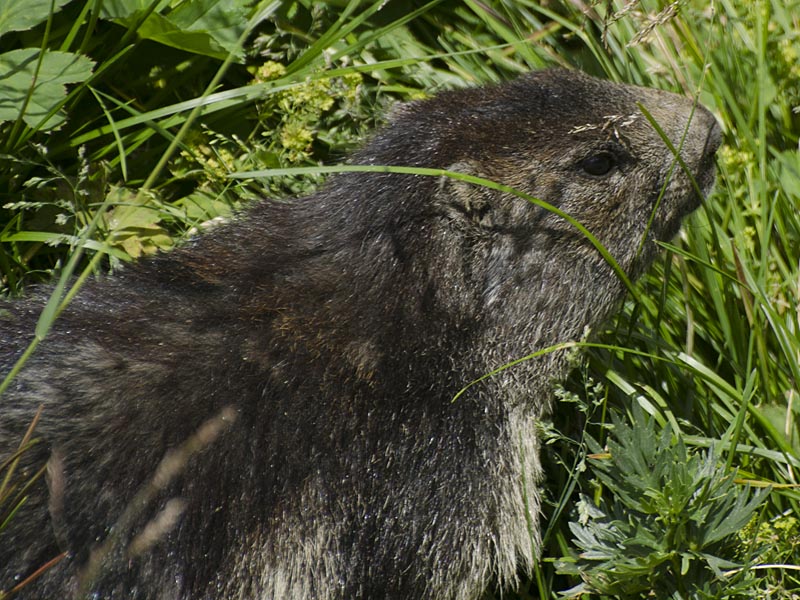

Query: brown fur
[[0, 69, 720, 599]]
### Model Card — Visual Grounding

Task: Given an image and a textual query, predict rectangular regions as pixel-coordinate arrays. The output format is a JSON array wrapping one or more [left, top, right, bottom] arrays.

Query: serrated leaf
[[0, 0, 72, 37], [103, 188, 173, 258], [0, 49, 95, 130]]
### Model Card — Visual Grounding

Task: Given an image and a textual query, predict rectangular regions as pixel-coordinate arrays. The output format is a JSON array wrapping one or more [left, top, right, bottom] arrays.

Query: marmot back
[[0, 69, 720, 599]]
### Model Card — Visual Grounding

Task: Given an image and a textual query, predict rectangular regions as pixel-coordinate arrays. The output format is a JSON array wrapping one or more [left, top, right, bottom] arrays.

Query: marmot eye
[[579, 152, 617, 177]]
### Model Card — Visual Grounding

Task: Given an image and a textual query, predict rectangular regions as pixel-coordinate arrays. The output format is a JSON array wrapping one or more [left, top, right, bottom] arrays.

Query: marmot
[[0, 69, 720, 599]]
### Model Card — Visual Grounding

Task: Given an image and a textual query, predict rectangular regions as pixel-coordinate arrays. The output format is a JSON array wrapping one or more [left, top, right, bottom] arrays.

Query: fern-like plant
[[558, 407, 769, 599]]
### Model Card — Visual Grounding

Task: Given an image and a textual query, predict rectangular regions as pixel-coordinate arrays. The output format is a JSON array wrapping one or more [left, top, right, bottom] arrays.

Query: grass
[[1, 0, 800, 597]]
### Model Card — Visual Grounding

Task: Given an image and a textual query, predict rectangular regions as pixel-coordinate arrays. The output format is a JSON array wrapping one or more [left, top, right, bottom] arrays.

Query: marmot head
[[361, 69, 719, 275], [282, 70, 720, 377], [344, 70, 720, 329]]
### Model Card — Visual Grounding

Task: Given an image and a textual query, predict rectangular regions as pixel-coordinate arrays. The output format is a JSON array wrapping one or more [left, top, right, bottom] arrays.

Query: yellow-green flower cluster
[[253, 61, 363, 162]]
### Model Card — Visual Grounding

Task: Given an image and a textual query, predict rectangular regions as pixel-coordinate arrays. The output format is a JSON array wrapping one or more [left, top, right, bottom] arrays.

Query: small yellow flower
[[280, 122, 314, 153], [254, 61, 287, 83]]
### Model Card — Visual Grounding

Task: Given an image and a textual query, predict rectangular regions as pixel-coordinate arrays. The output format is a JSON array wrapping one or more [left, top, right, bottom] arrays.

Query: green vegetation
[[556, 405, 769, 599], [1, 0, 800, 598]]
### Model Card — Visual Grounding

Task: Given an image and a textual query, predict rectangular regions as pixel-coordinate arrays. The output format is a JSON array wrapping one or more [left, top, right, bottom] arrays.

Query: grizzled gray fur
[[0, 69, 720, 599]]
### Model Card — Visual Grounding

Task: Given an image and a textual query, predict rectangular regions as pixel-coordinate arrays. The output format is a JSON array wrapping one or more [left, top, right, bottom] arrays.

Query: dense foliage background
[[1, 0, 800, 598]]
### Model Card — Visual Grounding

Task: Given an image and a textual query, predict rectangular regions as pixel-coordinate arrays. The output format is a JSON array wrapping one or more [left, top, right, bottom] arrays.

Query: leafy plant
[[738, 513, 800, 595], [557, 406, 769, 599]]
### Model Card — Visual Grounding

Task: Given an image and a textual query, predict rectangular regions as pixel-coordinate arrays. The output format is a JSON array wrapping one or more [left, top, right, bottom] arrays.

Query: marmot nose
[[704, 118, 723, 158]]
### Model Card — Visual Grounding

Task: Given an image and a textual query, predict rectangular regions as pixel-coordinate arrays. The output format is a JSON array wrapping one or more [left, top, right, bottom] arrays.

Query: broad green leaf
[[0, 0, 73, 37], [0, 49, 95, 130], [167, 0, 247, 54], [100, 0, 168, 18], [102, 0, 249, 60]]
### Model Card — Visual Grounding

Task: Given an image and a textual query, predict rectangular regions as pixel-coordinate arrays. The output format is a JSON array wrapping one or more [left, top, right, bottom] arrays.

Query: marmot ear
[[437, 160, 496, 229]]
